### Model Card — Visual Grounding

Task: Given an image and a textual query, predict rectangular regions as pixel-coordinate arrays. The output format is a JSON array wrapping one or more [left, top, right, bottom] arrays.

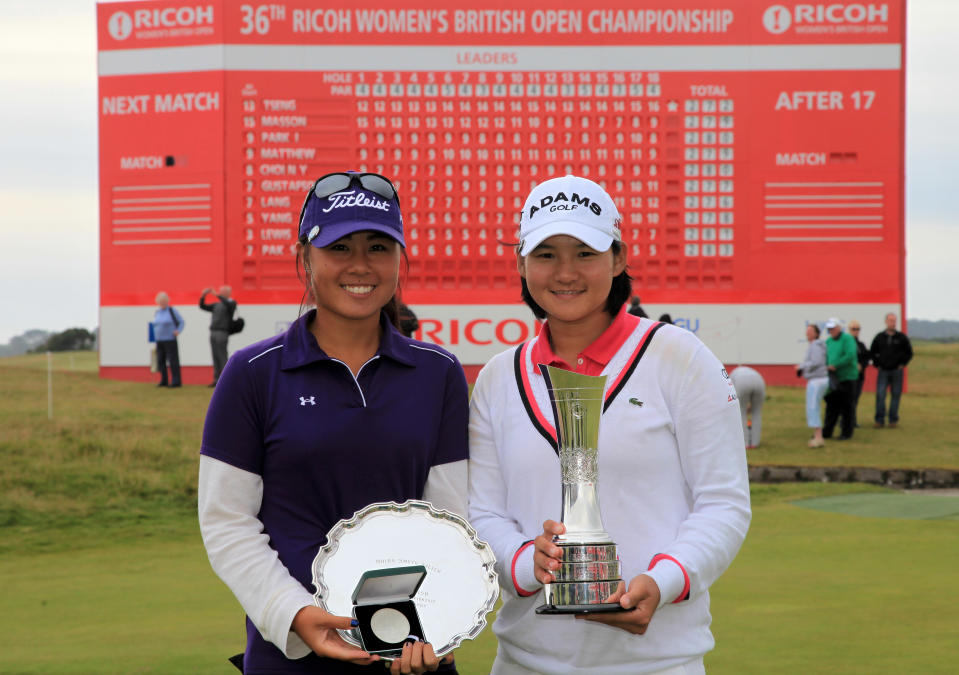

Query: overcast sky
[[1, 1, 957, 344]]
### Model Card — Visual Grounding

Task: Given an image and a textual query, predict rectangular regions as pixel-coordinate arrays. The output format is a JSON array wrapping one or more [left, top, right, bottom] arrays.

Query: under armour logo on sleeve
[[299, 396, 316, 406]]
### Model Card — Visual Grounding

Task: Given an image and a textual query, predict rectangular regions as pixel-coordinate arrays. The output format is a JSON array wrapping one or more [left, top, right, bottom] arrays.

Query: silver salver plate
[[311, 500, 499, 658]]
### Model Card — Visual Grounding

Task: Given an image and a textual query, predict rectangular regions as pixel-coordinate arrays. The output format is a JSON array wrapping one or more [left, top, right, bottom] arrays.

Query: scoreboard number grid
[[238, 69, 743, 294]]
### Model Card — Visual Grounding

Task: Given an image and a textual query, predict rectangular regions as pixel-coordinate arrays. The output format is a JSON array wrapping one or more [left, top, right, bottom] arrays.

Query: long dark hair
[[296, 240, 404, 329], [519, 241, 633, 321]]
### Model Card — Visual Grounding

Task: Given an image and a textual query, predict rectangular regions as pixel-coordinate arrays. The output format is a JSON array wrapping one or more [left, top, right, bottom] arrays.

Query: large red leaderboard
[[97, 1, 905, 382]]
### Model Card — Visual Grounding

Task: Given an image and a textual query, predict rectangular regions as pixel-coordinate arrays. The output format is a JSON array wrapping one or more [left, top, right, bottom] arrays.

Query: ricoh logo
[[763, 3, 889, 34], [107, 12, 133, 40], [762, 5, 792, 33], [415, 317, 535, 347], [108, 5, 215, 40]]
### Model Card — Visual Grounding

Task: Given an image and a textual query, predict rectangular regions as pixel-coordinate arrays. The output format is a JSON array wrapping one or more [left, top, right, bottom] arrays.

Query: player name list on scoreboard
[[233, 69, 739, 299]]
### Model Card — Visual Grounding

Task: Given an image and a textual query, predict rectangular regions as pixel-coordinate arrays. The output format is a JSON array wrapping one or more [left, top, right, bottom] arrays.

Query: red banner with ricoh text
[[98, 0, 905, 374]]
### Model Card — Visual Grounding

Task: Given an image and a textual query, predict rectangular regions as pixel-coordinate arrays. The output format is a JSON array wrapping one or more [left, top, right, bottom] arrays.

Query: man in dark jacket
[[199, 285, 237, 386], [848, 319, 870, 428], [869, 312, 913, 428]]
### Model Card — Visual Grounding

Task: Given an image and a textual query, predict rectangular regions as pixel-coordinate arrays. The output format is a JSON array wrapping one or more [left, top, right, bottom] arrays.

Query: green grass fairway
[[709, 484, 959, 674], [0, 528, 240, 674], [793, 491, 959, 520], [1, 484, 957, 674], [1, 345, 958, 672], [0, 519, 498, 674]]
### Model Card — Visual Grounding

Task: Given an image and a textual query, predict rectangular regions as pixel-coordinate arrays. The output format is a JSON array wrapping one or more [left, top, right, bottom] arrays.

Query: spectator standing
[[797, 324, 828, 447], [730, 365, 766, 449], [199, 285, 237, 387], [626, 295, 648, 318], [870, 312, 913, 428], [658, 312, 673, 324], [823, 318, 858, 440], [848, 320, 869, 428], [152, 291, 184, 388]]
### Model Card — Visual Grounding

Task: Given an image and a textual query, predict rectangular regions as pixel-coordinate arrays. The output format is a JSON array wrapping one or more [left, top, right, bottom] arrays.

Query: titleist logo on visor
[[321, 190, 391, 213]]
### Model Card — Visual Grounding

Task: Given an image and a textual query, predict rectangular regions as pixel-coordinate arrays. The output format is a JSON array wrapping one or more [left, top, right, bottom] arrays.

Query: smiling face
[[517, 234, 626, 329], [299, 231, 401, 326]]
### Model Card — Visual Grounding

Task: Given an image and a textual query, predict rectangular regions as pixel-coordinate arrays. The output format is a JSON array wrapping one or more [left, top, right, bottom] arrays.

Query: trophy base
[[535, 602, 624, 615], [541, 578, 623, 609]]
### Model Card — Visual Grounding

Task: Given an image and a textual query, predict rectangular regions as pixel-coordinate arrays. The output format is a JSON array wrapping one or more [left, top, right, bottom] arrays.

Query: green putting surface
[[792, 492, 959, 520]]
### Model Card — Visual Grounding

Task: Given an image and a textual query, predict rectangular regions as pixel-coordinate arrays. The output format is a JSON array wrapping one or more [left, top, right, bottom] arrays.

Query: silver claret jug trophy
[[536, 365, 624, 614]]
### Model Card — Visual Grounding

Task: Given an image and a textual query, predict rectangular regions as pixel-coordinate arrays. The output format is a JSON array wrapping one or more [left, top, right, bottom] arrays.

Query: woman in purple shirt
[[199, 173, 468, 675]]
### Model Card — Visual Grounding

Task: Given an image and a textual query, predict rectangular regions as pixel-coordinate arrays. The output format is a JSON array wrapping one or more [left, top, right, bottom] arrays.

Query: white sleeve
[[643, 559, 688, 609], [422, 459, 468, 519], [665, 343, 752, 601], [467, 365, 541, 597], [197, 455, 315, 659]]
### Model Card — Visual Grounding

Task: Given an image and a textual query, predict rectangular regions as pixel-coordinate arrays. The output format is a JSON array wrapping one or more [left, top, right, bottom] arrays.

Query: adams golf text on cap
[[519, 175, 621, 255]]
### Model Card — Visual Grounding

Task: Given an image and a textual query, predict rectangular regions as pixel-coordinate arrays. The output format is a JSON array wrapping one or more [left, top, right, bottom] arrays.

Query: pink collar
[[531, 306, 639, 375]]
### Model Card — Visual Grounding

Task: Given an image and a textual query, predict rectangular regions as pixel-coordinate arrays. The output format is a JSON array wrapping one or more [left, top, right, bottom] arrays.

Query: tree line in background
[[0, 328, 97, 357], [906, 319, 959, 342]]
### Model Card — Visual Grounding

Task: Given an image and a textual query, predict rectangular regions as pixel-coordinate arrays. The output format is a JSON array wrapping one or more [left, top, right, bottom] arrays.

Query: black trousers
[[823, 379, 855, 439], [852, 376, 865, 427], [156, 339, 181, 386], [210, 329, 229, 383]]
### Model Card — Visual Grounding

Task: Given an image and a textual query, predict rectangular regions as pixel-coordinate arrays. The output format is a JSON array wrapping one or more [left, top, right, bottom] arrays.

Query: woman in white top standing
[[468, 175, 751, 675], [798, 323, 829, 448]]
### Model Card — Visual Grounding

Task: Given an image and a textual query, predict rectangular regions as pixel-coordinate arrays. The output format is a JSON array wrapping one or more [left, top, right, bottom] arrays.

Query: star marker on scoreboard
[[667, 100, 679, 112]]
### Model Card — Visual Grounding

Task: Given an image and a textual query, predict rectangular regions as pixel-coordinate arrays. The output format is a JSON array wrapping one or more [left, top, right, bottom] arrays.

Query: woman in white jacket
[[468, 175, 751, 675], [798, 323, 829, 447]]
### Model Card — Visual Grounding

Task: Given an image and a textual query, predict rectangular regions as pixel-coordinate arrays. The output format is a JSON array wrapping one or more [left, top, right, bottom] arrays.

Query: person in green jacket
[[823, 318, 858, 440]]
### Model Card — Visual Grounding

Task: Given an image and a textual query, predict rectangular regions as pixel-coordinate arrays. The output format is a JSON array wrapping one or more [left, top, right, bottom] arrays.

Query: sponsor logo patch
[[322, 190, 391, 213], [528, 191, 602, 219]]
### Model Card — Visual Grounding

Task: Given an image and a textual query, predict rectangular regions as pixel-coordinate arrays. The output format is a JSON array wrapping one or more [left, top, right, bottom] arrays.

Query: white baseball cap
[[825, 318, 841, 329], [518, 175, 622, 255]]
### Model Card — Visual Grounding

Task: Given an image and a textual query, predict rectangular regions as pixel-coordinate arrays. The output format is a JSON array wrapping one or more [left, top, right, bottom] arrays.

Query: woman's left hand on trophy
[[577, 574, 661, 635]]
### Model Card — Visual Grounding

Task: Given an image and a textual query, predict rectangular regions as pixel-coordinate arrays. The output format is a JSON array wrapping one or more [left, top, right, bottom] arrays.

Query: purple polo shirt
[[201, 310, 468, 674]]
